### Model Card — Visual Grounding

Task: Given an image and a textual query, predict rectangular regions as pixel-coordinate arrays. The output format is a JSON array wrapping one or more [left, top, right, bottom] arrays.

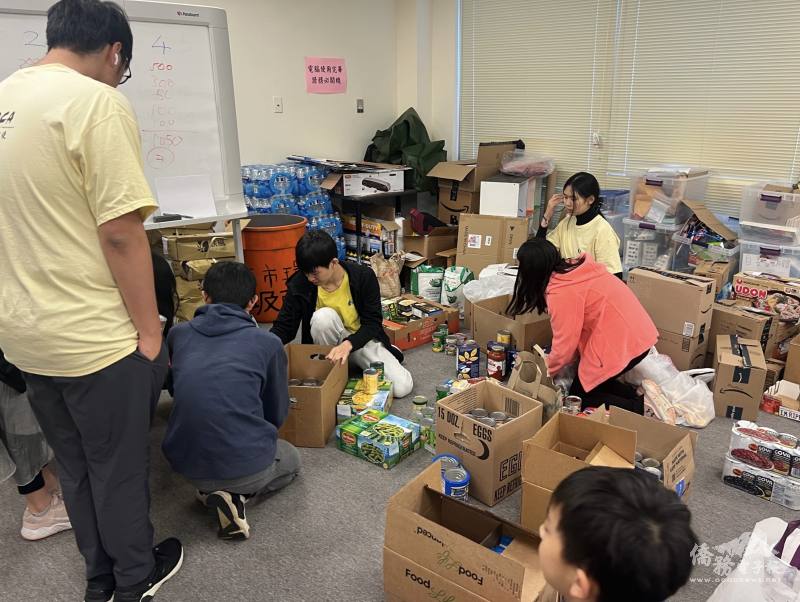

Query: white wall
[[160, 0, 398, 164]]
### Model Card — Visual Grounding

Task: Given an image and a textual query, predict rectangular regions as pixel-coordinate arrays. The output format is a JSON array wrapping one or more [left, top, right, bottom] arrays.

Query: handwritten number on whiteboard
[[24, 31, 46, 47], [151, 36, 172, 55]]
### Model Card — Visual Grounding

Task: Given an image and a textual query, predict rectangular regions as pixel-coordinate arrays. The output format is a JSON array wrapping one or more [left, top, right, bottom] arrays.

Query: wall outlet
[[272, 96, 283, 113], [356, 98, 364, 114]]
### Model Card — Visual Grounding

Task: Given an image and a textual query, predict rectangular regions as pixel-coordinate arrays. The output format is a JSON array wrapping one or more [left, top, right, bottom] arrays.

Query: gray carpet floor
[[2, 336, 799, 601]]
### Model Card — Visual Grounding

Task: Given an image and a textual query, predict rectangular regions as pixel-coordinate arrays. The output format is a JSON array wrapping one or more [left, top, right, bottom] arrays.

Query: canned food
[[496, 329, 512, 345], [759, 427, 780, 439], [563, 395, 582, 415], [771, 443, 795, 476], [642, 458, 661, 471], [435, 384, 451, 400], [445, 336, 458, 356], [792, 455, 800, 479], [729, 426, 778, 471], [443, 467, 470, 501], [363, 368, 379, 394], [470, 408, 488, 418], [432, 453, 460, 474], [454, 333, 467, 346], [370, 361, 385, 380], [489, 411, 508, 423], [779, 433, 798, 449], [420, 417, 436, 452], [432, 330, 446, 353], [644, 466, 662, 480], [478, 417, 497, 428], [723, 454, 775, 500], [288, 379, 302, 387], [301, 378, 320, 387]]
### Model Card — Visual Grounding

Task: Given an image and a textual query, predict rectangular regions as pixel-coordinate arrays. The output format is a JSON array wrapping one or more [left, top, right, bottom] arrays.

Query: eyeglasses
[[119, 64, 131, 85]]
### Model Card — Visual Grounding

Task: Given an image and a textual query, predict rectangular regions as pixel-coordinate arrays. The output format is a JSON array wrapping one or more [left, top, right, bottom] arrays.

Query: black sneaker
[[206, 491, 250, 540], [114, 538, 183, 601], [85, 574, 115, 602]]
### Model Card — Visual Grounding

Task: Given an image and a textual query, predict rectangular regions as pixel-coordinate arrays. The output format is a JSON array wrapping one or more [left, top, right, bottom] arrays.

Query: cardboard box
[[336, 377, 394, 424], [656, 328, 708, 371], [694, 260, 734, 294], [335, 410, 421, 469], [472, 295, 552, 354], [435, 379, 544, 506], [627, 268, 716, 339], [429, 141, 518, 225], [592, 406, 698, 498], [765, 359, 786, 391], [169, 258, 233, 281], [384, 461, 552, 602], [785, 334, 800, 384], [382, 295, 460, 351], [455, 214, 533, 276], [401, 221, 458, 262], [281, 344, 348, 448], [713, 336, 767, 421], [521, 413, 636, 491], [321, 161, 409, 197], [163, 232, 235, 261], [148, 222, 216, 251], [480, 174, 540, 218], [520, 481, 553, 532], [762, 380, 800, 422], [708, 301, 777, 358]]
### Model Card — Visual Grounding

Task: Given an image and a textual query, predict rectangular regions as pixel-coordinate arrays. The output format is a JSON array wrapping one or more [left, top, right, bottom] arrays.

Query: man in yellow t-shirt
[[0, 2, 181, 600], [271, 231, 414, 398]]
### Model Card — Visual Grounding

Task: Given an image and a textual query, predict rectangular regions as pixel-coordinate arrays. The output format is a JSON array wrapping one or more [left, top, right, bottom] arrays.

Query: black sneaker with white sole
[[205, 491, 250, 540], [84, 574, 115, 602], [114, 538, 183, 602]]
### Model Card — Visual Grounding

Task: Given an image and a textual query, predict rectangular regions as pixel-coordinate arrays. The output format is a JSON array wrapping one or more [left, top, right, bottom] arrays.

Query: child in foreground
[[538, 466, 696, 602], [162, 261, 300, 540]]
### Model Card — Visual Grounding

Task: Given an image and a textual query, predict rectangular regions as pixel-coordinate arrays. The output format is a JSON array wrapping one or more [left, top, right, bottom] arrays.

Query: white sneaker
[[21, 492, 72, 541]]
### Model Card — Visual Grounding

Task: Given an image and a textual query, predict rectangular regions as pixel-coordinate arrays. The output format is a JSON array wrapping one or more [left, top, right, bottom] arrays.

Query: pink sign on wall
[[305, 57, 347, 94]]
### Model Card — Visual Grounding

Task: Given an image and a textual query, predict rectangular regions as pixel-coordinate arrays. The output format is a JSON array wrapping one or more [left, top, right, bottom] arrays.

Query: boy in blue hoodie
[[162, 262, 299, 541]]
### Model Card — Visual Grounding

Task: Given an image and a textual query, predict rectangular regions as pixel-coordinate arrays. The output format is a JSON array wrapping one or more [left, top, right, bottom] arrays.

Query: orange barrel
[[243, 215, 307, 323]]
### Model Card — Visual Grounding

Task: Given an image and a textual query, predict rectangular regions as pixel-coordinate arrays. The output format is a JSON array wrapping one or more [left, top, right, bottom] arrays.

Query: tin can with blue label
[[443, 467, 470, 501], [457, 340, 480, 380]]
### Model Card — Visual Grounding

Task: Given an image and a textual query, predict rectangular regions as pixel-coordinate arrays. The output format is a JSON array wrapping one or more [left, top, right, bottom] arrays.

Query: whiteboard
[[0, 1, 245, 221]]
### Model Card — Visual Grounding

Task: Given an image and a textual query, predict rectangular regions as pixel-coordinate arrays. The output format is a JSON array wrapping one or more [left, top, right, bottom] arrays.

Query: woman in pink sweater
[[508, 238, 658, 412]]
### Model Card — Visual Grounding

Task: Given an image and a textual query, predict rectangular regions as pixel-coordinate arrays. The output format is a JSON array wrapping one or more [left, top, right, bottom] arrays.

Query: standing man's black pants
[[25, 347, 168, 588]]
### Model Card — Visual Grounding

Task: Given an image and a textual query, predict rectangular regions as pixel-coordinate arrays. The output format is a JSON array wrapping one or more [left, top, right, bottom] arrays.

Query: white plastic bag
[[463, 274, 516, 305], [708, 517, 800, 602], [441, 266, 475, 310]]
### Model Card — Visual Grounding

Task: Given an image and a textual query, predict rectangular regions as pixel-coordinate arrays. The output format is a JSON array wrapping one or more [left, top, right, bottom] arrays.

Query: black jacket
[[270, 261, 403, 363], [0, 348, 25, 393]]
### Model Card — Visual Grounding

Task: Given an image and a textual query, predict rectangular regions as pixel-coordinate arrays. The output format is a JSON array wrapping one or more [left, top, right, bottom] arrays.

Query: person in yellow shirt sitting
[[537, 172, 623, 276], [271, 231, 413, 397]]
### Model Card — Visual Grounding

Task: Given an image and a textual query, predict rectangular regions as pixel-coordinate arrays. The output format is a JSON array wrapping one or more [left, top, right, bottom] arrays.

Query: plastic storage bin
[[671, 234, 739, 274], [739, 182, 800, 243], [600, 189, 629, 214], [622, 218, 680, 276], [739, 239, 800, 279], [629, 166, 708, 224]]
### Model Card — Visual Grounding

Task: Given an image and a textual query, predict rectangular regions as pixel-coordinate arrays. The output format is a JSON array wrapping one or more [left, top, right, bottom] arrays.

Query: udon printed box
[[336, 410, 421, 469]]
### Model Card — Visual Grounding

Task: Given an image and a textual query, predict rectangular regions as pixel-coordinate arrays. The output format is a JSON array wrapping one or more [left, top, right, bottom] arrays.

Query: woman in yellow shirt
[[537, 172, 622, 276]]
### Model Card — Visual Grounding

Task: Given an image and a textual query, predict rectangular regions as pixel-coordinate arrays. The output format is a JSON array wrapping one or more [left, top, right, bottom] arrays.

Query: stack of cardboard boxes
[[712, 336, 766, 421], [159, 226, 236, 322], [455, 214, 534, 277], [627, 268, 716, 370]]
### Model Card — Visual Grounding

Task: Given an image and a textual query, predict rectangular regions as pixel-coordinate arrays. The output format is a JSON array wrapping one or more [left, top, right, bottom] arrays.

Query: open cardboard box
[[382, 294, 459, 351], [507, 346, 560, 423], [436, 379, 543, 506], [402, 220, 458, 264], [708, 301, 778, 359], [762, 380, 800, 423], [384, 462, 556, 602], [429, 141, 517, 226], [588, 406, 697, 498], [280, 344, 348, 448], [472, 295, 552, 354]]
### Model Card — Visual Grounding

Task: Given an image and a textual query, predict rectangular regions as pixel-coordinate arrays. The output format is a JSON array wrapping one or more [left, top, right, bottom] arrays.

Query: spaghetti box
[[713, 335, 767, 421], [384, 462, 557, 602], [627, 268, 715, 339], [336, 410, 420, 469], [336, 377, 394, 424], [281, 344, 349, 448], [435, 379, 543, 506]]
